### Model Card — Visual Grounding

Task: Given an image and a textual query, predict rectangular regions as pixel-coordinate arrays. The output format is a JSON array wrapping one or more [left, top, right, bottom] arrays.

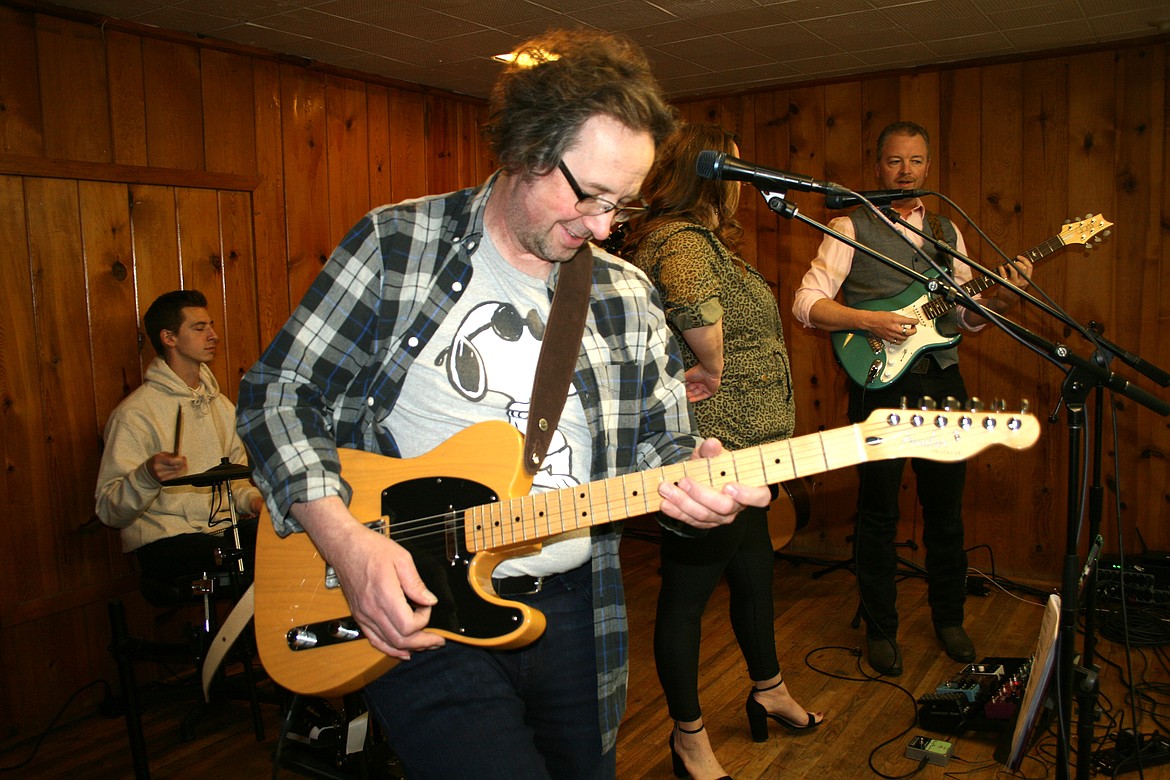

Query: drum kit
[[162, 458, 260, 707], [161, 457, 253, 571]]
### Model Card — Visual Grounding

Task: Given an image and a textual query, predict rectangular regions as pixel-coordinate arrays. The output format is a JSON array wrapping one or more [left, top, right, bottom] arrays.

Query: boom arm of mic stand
[[1003, 322, 1170, 416]]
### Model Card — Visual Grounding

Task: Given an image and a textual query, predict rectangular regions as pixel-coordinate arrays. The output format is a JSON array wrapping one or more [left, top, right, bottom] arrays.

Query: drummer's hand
[[147, 451, 188, 483]]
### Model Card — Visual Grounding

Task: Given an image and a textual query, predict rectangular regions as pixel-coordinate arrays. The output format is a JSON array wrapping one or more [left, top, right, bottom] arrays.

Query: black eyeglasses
[[557, 160, 646, 224]]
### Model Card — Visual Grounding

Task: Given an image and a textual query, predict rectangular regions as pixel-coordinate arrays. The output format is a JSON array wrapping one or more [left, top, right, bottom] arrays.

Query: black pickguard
[[382, 476, 525, 639]]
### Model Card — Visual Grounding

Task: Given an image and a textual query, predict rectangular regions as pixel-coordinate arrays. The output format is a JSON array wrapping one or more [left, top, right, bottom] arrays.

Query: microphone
[[824, 189, 928, 209], [695, 150, 846, 196]]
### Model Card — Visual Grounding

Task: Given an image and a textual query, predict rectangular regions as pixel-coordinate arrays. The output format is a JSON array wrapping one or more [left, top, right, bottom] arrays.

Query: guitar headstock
[[1059, 213, 1112, 248], [861, 399, 1039, 462]]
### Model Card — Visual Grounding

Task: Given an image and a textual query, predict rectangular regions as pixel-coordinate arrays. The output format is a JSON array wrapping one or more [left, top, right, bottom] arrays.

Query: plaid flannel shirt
[[237, 173, 701, 752]]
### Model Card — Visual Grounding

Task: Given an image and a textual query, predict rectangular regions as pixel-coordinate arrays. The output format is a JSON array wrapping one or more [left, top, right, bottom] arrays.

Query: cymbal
[[162, 458, 252, 487]]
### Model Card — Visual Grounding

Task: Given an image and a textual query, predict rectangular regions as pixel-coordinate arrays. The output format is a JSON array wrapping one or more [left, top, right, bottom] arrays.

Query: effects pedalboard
[[917, 657, 1031, 734]]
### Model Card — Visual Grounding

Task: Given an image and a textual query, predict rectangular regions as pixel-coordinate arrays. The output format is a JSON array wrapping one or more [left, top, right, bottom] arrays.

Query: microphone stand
[[760, 188, 1170, 779]]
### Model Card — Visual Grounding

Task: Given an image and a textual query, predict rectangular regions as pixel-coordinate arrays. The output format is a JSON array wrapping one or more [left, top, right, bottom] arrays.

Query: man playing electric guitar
[[792, 121, 1032, 677], [237, 30, 770, 780]]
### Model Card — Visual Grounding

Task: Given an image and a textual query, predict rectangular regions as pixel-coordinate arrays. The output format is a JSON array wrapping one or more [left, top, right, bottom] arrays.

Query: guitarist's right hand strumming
[[291, 494, 443, 661]]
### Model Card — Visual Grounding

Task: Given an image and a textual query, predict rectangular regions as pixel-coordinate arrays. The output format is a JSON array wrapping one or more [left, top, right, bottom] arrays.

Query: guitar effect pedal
[[906, 735, 953, 767]]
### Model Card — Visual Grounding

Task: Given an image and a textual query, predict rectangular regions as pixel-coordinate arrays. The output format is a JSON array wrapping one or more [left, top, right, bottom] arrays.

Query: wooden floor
[[6, 527, 1163, 779]]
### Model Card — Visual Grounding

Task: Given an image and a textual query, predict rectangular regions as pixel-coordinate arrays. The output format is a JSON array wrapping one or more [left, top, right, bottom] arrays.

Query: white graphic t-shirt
[[384, 230, 592, 578]]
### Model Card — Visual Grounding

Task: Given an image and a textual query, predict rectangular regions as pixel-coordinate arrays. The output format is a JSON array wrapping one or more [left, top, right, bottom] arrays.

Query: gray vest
[[845, 208, 961, 370]]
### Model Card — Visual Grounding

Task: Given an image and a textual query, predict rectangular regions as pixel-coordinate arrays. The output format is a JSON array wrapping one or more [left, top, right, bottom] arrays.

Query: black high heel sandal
[[669, 723, 731, 780], [745, 678, 822, 742]]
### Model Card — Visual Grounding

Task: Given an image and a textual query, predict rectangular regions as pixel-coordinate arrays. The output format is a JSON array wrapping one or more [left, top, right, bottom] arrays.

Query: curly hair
[[143, 289, 207, 355], [622, 122, 744, 256], [483, 29, 676, 177]]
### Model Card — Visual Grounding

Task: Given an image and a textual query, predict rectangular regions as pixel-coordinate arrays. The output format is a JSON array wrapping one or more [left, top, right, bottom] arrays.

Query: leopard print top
[[631, 221, 794, 450]]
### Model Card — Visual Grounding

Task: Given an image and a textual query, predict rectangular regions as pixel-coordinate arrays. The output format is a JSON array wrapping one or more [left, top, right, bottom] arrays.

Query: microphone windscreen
[[695, 150, 721, 180]]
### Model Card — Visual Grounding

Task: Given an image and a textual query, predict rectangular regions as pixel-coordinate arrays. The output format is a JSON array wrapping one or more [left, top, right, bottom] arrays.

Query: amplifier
[[1096, 553, 1170, 604]]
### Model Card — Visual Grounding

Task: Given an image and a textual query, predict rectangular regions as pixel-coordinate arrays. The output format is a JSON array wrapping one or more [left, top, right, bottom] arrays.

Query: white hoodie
[[95, 356, 260, 552]]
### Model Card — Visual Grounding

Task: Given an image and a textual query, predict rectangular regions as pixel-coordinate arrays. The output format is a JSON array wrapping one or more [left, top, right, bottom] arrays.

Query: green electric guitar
[[831, 214, 1111, 389]]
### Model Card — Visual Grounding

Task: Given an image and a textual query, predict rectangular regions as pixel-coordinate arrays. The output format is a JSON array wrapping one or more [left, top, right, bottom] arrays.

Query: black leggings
[[653, 504, 779, 722]]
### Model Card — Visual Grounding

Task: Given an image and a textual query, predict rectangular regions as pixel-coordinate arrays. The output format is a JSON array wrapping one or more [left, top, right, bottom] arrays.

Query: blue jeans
[[364, 562, 614, 780]]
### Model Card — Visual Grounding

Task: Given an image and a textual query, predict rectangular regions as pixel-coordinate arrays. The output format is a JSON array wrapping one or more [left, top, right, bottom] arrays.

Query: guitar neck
[[464, 408, 1037, 552], [466, 427, 857, 552], [920, 234, 1063, 321]]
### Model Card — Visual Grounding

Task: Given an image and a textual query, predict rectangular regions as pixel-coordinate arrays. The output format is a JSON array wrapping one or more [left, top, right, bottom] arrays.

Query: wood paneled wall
[[0, 4, 492, 747], [0, 0, 1167, 751]]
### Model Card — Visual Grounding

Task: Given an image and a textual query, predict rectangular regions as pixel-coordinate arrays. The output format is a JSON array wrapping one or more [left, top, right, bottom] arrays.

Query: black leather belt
[[492, 573, 555, 596]]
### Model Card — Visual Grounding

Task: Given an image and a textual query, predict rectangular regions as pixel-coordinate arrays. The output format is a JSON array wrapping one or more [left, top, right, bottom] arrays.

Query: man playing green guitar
[[792, 121, 1032, 676]]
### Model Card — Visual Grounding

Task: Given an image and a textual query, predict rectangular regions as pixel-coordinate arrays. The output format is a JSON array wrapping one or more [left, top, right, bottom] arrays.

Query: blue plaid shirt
[[237, 173, 701, 752]]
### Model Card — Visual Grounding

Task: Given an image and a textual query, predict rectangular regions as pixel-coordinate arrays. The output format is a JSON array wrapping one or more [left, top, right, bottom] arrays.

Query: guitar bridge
[[866, 359, 884, 385]]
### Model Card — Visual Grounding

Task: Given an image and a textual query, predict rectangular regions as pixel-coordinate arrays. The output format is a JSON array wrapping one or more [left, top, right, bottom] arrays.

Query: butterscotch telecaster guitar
[[255, 405, 1040, 696], [831, 214, 1111, 389]]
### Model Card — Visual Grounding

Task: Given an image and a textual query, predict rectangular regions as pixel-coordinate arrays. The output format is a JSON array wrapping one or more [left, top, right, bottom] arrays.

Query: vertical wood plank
[[143, 38, 204, 170], [0, 175, 41, 624], [26, 177, 98, 593], [80, 181, 139, 433], [427, 95, 459, 196], [177, 187, 229, 392], [326, 75, 371, 247], [251, 59, 290, 342], [35, 14, 110, 162], [367, 84, 391, 208], [129, 184, 182, 330], [105, 30, 147, 167], [202, 49, 256, 176], [0, 6, 43, 156], [220, 189, 261, 401], [388, 87, 428, 202], [280, 64, 331, 305], [1066, 51, 1118, 331]]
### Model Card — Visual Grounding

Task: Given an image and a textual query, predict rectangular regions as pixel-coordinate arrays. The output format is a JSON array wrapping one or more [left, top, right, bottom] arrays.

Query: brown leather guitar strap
[[523, 245, 594, 475], [924, 210, 954, 271]]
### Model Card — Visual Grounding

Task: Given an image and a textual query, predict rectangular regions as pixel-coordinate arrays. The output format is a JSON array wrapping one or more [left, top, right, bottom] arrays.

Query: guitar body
[[766, 478, 812, 550], [830, 277, 961, 389], [254, 421, 547, 697]]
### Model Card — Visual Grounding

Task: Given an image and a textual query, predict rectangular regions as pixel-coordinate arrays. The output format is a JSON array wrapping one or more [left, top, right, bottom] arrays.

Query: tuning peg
[[966, 397, 985, 412], [992, 398, 1006, 412], [899, 396, 909, 410], [1020, 398, 1031, 414], [942, 396, 959, 411], [919, 396, 937, 410]]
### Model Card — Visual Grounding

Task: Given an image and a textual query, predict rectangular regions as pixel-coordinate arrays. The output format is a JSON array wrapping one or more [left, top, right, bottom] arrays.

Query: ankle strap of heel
[[751, 677, 784, 694]]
